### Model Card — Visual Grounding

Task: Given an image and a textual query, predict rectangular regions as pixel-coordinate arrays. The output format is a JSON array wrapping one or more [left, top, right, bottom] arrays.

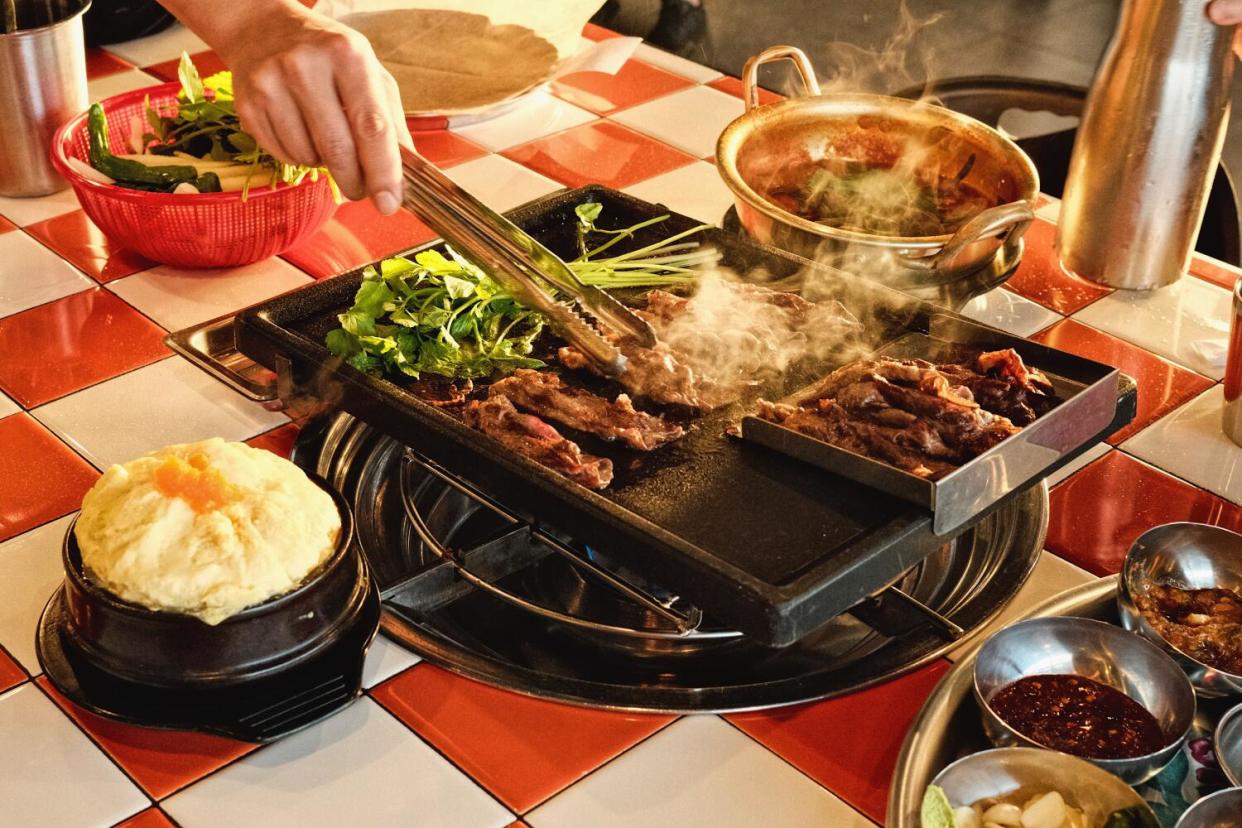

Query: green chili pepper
[[87, 103, 198, 190]]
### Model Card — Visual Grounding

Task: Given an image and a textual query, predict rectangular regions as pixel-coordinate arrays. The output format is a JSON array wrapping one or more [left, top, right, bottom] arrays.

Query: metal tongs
[[399, 146, 655, 376]]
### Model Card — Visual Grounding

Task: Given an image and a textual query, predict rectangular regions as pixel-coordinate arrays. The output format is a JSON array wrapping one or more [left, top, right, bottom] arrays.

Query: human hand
[[1208, 0, 1242, 59], [209, 1, 412, 213]]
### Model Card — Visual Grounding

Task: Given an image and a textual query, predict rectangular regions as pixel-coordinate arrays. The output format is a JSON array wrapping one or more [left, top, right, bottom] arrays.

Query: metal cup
[[0, 0, 90, 198], [1224, 278, 1242, 445]]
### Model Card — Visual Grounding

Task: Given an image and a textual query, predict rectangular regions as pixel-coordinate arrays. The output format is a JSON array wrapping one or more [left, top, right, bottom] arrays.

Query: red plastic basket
[[50, 83, 338, 269]]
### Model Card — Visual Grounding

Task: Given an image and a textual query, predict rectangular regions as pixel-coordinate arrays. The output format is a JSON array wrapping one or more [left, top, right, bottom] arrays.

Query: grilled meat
[[463, 395, 613, 490], [756, 350, 1051, 479], [558, 338, 730, 412], [489, 369, 685, 451]]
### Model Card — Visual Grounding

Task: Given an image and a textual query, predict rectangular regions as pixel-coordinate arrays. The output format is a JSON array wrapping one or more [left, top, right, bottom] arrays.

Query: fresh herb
[[326, 206, 715, 381]]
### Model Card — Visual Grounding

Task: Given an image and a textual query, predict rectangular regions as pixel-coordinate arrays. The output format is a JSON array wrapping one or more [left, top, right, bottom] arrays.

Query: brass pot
[[716, 46, 1039, 288]]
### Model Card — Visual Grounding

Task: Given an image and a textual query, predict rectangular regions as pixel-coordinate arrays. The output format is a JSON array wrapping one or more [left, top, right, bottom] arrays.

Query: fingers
[[255, 83, 319, 168], [280, 45, 367, 200], [335, 47, 404, 214], [1210, 0, 1242, 24], [386, 74, 415, 152]]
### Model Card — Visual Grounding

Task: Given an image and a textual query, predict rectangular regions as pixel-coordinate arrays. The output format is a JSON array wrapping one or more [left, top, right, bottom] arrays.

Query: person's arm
[[1209, 1, 1242, 57], [159, 0, 411, 214]]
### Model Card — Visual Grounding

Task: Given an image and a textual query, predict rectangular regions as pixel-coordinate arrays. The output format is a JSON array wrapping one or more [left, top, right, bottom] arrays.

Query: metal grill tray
[[233, 185, 1135, 646], [742, 322, 1122, 535]]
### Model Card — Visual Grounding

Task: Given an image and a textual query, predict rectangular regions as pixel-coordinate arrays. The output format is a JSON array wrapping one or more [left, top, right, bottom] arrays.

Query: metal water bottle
[[1057, 0, 1236, 290]]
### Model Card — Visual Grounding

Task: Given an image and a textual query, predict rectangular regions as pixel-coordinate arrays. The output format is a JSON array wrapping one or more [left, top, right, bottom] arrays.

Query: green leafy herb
[[327, 207, 717, 381], [920, 785, 956, 828]]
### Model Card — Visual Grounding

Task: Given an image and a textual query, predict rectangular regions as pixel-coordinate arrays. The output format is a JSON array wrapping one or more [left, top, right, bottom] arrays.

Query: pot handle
[[741, 45, 821, 112], [911, 200, 1035, 274]]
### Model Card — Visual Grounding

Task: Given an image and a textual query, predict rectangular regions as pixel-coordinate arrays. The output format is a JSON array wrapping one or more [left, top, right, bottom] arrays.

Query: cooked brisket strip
[[489, 370, 685, 451], [558, 339, 729, 412], [937, 350, 1056, 426], [463, 395, 613, 490]]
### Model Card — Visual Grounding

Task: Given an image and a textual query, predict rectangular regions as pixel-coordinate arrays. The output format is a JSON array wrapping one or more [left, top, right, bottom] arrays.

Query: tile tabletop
[[1, 23, 1241, 828]]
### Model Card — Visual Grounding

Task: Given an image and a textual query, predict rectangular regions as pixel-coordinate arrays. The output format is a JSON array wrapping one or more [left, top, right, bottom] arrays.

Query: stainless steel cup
[[0, 0, 90, 198], [1224, 278, 1242, 445]]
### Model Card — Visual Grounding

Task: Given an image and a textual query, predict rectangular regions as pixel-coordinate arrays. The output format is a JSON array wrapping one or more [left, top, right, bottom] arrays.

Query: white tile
[[163, 697, 511, 828], [527, 716, 873, 828], [109, 258, 312, 331], [611, 84, 743, 158], [0, 231, 95, 317], [102, 24, 208, 67], [454, 91, 596, 152], [624, 160, 734, 226], [0, 188, 81, 227], [0, 389, 18, 419], [1123, 385, 1242, 505], [0, 515, 74, 673], [361, 634, 420, 689], [0, 683, 147, 826], [1045, 442, 1111, 489], [947, 550, 1094, 661], [87, 69, 163, 101], [444, 154, 562, 213], [1035, 197, 1062, 223], [1073, 276, 1230, 380], [633, 43, 724, 83], [33, 357, 287, 470], [959, 286, 1062, 338]]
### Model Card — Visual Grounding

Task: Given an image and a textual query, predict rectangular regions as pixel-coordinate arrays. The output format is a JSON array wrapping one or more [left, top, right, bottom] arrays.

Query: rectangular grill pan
[[234, 185, 1135, 646]]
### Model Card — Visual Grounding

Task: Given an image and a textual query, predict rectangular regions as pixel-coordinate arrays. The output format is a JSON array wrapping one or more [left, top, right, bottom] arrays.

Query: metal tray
[[229, 185, 1136, 647], [742, 322, 1121, 535], [887, 576, 1241, 828]]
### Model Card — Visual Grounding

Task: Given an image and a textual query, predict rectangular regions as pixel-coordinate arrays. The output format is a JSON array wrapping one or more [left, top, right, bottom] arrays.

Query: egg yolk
[[153, 451, 242, 513]]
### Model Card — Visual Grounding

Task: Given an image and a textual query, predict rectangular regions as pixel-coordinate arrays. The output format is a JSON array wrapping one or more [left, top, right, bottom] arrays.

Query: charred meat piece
[[463, 395, 613, 490], [938, 350, 1056, 426], [408, 378, 473, 407], [558, 338, 730, 412], [757, 399, 957, 479], [489, 370, 685, 451]]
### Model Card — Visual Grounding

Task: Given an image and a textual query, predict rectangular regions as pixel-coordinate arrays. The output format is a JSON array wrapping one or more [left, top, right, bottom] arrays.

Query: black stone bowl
[[60, 474, 368, 689]]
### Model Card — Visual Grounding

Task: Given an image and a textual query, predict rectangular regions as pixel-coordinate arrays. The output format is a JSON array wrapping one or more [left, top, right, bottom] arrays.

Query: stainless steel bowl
[[973, 616, 1196, 784], [930, 747, 1158, 827], [1118, 522, 1242, 698], [1215, 702, 1242, 786], [1173, 789, 1242, 828], [715, 45, 1038, 287]]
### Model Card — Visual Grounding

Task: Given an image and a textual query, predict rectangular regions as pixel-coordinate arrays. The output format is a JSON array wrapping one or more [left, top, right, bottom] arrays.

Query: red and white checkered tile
[[2, 24, 1242, 828]]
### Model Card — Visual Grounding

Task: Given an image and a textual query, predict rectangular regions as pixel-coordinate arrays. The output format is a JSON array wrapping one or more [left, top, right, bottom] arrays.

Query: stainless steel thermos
[[1057, 0, 1237, 291], [0, 0, 90, 198]]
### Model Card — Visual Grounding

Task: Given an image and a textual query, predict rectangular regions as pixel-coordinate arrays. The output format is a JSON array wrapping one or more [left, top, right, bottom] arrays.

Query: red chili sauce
[[988, 674, 1166, 759]]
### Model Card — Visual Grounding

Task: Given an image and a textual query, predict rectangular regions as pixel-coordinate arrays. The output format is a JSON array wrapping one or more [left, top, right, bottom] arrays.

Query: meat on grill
[[488, 369, 685, 451], [463, 395, 613, 490], [558, 338, 730, 412], [756, 350, 1052, 479]]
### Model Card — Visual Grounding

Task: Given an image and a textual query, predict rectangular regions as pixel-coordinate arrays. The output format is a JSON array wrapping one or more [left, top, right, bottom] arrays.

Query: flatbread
[[343, 9, 559, 116]]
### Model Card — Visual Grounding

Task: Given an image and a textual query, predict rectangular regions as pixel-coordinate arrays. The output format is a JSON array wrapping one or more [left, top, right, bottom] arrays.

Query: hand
[[1208, 0, 1242, 58], [180, 0, 413, 213]]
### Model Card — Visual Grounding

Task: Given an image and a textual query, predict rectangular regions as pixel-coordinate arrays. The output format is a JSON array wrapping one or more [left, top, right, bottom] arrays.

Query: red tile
[[281, 200, 436, 279], [727, 659, 951, 824], [551, 59, 693, 115], [582, 22, 623, 41], [1190, 255, 1239, 291], [115, 808, 177, 828], [38, 676, 255, 799], [0, 414, 98, 543], [1005, 219, 1113, 314], [145, 49, 228, 83], [372, 664, 674, 813], [1032, 319, 1214, 444], [0, 216, 14, 234], [503, 121, 694, 190], [408, 129, 488, 169], [246, 422, 301, 459], [0, 290, 169, 408], [1046, 451, 1242, 576], [24, 210, 153, 284], [707, 76, 785, 106], [0, 647, 26, 693], [86, 48, 133, 80]]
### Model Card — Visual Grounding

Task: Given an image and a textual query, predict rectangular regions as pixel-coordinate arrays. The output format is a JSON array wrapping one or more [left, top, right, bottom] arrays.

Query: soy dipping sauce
[[989, 674, 1166, 759]]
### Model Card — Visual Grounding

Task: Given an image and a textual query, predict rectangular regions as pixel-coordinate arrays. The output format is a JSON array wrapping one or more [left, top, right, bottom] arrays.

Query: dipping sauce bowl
[[973, 616, 1196, 784], [1118, 522, 1242, 698]]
